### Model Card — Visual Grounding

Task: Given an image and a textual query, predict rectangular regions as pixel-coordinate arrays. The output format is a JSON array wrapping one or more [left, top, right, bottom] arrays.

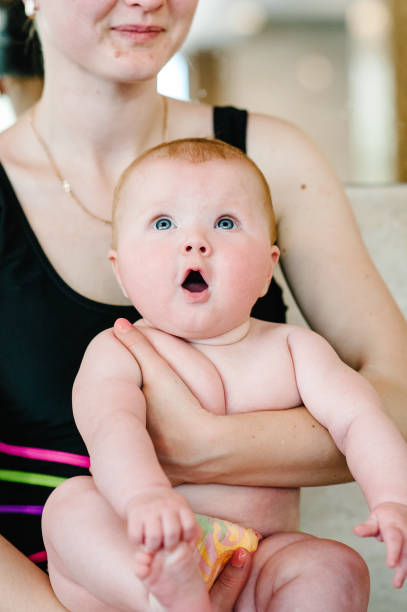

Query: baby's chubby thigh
[[42, 475, 152, 612], [235, 531, 370, 612]]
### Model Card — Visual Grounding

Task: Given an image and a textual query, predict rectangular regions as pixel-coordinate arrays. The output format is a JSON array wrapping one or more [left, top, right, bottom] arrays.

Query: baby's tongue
[[182, 271, 208, 293]]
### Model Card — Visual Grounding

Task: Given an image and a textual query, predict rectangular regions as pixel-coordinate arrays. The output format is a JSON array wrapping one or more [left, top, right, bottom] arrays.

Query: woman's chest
[[3, 157, 130, 305]]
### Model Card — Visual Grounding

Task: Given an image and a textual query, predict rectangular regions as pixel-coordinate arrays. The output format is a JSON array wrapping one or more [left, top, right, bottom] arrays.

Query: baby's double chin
[[144, 317, 251, 345], [186, 319, 251, 346]]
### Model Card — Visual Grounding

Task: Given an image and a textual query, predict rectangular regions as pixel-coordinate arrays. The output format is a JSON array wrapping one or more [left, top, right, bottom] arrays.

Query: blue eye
[[216, 217, 236, 230], [154, 217, 173, 230]]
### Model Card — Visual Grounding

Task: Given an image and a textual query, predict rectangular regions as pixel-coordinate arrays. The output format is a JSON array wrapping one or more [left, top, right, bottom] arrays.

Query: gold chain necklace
[[29, 96, 168, 226]]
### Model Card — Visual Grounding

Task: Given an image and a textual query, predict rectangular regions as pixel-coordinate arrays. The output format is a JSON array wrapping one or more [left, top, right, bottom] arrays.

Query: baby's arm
[[287, 327, 407, 587], [73, 329, 198, 557]]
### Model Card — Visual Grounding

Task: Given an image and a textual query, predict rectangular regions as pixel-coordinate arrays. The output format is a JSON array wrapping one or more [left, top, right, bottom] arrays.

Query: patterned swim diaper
[[195, 514, 261, 590]]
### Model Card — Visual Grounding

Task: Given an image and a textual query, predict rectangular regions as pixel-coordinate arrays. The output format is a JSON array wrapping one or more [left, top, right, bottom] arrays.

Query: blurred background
[[1, 2, 406, 611], [1, 0, 407, 184], [180, 0, 406, 184]]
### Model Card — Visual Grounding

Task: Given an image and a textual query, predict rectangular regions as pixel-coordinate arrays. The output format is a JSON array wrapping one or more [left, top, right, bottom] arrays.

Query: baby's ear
[[108, 249, 128, 298], [259, 245, 280, 298]]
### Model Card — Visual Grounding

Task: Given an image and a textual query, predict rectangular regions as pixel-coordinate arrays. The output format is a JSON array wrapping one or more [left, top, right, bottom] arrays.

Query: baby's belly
[[175, 483, 300, 536]]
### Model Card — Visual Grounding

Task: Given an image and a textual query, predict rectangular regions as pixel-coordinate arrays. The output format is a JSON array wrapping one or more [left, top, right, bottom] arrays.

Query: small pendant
[[61, 179, 71, 194]]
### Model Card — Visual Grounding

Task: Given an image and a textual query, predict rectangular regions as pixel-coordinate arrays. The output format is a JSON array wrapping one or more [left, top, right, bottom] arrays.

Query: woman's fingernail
[[230, 548, 248, 568], [115, 318, 132, 331]]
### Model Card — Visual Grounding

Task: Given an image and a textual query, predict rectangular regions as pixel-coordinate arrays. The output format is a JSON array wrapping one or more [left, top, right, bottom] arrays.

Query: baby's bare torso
[[136, 318, 302, 535]]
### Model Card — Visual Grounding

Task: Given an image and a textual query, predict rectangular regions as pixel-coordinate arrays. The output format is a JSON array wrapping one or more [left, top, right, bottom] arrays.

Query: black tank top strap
[[213, 106, 248, 153], [212, 106, 287, 324]]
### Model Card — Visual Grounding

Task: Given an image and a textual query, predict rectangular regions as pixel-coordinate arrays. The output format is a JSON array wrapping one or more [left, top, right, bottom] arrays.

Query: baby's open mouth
[[182, 270, 208, 293]]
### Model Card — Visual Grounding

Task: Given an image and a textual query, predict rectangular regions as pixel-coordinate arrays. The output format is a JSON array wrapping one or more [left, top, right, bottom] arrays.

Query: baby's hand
[[126, 486, 200, 553], [354, 502, 407, 588]]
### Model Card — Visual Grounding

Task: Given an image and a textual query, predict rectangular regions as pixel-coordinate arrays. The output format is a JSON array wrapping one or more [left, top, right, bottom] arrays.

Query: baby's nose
[[183, 236, 211, 256]]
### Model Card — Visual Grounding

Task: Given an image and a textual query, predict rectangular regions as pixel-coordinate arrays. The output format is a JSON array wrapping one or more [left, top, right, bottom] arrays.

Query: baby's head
[[110, 138, 280, 340]]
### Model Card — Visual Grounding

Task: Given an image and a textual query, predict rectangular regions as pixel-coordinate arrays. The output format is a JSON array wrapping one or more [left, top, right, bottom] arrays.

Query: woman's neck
[[36, 67, 164, 169], [29, 65, 167, 224]]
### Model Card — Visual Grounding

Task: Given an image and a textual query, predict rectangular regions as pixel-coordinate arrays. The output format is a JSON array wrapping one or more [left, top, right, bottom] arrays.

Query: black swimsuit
[[0, 106, 287, 563]]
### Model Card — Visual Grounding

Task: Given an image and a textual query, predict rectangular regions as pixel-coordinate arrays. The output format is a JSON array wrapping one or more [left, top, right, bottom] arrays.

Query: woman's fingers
[[113, 319, 195, 399], [113, 319, 208, 484], [113, 319, 168, 378], [210, 549, 252, 611]]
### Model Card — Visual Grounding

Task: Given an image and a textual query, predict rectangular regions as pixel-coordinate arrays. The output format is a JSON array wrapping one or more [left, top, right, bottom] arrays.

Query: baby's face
[[111, 157, 279, 340]]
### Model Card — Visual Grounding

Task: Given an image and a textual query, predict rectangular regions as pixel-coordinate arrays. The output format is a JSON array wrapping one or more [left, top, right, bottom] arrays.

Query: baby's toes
[[134, 550, 154, 579]]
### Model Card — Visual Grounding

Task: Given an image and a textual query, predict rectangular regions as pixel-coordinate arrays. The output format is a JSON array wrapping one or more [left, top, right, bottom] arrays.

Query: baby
[[43, 138, 407, 612]]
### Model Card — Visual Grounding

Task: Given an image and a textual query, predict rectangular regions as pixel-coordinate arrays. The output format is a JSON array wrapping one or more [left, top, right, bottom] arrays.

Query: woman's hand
[[210, 549, 253, 610], [113, 319, 215, 485], [113, 319, 350, 488]]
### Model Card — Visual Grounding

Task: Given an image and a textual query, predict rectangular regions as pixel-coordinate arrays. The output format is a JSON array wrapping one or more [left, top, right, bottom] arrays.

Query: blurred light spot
[[228, 1, 267, 36], [346, 0, 390, 40], [157, 53, 190, 101], [0, 95, 16, 132], [296, 54, 334, 93]]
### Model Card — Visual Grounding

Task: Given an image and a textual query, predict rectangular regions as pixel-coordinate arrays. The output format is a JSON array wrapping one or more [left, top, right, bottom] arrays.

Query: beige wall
[[189, 19, 397, 184], [279, 184, 407, 326]]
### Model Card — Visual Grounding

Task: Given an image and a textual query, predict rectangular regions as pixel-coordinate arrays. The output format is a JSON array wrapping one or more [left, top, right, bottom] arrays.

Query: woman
[[0, 0, 406, 609]]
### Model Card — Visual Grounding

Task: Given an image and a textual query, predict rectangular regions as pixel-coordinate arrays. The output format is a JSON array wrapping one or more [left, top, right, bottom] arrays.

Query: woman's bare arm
[[248, 114, 407, 434], [0, 536, 68, 612], [113, 320, 350, 487]]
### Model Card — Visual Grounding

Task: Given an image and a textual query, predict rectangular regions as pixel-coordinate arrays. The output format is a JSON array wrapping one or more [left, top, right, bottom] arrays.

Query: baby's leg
[[235, 532, 370, 612], [42, 476, 210, 612]]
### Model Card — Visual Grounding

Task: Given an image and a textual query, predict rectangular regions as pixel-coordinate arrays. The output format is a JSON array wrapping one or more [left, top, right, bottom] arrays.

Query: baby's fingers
[[180, 508, 200, 543], [354, 515, 379, 538], [383, 525, 403, 569], [128, 519, 144, 547], [144, 516, 163, 552], [393, 565, 407, 589], [162, 510, 182, 549], [388, 532, 407, 589]]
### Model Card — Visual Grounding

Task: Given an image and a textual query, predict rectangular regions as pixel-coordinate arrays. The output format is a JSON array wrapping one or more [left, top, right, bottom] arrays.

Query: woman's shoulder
[[168, 98, 213, 139], [246, 111, 345, 218], [0, 113, 32, 169], [0, 112, 44, 209], [247, 112, 328, 175]]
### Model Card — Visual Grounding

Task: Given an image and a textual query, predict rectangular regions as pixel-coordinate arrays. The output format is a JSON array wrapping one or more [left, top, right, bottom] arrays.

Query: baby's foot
[[135, 543, 211, 612]]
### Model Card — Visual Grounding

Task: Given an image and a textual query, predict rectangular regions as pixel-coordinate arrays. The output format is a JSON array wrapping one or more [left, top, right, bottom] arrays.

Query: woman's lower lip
[[111, 29, 163, 42]]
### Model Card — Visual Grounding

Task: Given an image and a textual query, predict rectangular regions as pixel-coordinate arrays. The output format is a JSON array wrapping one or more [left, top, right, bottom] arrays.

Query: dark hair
[[0, 1, 43, 76]]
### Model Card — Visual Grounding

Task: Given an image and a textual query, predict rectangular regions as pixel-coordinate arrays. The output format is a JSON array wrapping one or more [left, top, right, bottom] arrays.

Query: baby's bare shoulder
[[249, 319, 301, 343], [77, 326, 142, 385], [250, 320, 323, 345]]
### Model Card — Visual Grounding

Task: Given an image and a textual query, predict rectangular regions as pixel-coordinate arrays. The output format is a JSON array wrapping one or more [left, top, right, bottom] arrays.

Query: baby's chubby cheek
[[119, 244, 176, 310], [225, 245, 272, 298]]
